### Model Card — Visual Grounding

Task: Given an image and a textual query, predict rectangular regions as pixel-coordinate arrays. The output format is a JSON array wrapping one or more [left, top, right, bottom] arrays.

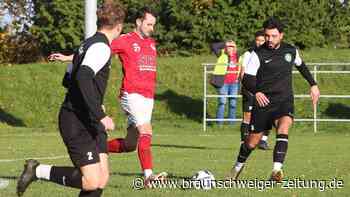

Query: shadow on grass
[[0, 108, 26, 127], [110, 172, 142, 177], [152, 144, 230, 150], [324, 103, 350, 119], [0, 175, 18, 180], [156, 89, 203, 123]]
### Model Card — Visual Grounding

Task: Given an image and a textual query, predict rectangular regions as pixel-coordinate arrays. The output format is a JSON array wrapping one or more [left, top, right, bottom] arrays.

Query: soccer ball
[[191, 170, 215, 190]]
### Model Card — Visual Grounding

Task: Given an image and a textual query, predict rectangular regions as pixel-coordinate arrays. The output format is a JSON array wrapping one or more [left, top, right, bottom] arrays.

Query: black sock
[[240, 123, 249, 142], [79, 189, 103, 197], [237, 143, 254, 163], [273, 134, 289, 163], [49, 166, 82, 189]]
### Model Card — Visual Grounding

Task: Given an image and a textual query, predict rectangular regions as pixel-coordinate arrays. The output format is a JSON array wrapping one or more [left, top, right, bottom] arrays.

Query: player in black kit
[[227, 17, 320, 182], [16, 2, 125, 197]]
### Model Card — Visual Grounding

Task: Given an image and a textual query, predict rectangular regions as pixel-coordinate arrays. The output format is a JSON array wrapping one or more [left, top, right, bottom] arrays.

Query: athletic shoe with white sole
[[144, 172, 168, 188], [225, 165, 245, 180], [270, 169, 284, 182]]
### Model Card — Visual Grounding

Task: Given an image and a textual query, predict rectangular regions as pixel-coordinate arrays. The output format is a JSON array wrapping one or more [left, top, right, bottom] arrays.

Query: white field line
[[0, 155, 68, 163], [0, 154, 231, 164]]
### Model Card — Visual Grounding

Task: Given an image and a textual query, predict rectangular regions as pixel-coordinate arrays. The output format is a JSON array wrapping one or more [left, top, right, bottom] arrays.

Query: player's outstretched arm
[[48, 53, 74, 62], [294, 49, 319, 107]]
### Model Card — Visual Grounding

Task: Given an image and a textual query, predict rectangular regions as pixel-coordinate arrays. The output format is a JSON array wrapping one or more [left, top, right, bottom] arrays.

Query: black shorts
[[250, 97, 294, 132], [58, 107, 107, 167], [242, 93, 255, 113]]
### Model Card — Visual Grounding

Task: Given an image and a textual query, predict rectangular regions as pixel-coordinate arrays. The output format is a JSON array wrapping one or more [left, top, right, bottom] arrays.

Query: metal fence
[[202, 62, 350, 132]]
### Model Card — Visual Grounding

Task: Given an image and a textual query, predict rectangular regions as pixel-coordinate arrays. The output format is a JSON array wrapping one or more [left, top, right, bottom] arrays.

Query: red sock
[[108, 138, 126, 153], [137, 134, 153, 170]]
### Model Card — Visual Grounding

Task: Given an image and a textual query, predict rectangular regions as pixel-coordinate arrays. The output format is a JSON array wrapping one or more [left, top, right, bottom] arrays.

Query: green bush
[[0, 31, 41, 64]]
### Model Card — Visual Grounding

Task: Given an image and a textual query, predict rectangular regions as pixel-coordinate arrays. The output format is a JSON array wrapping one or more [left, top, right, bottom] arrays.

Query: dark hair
[[255, 30, 264, 38], [97, 1, 126, 30], [134, 6, 157, 23], [263, 17, 284, 33]]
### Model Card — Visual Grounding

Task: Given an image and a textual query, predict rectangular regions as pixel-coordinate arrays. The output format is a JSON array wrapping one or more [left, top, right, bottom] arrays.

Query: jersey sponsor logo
[[138, 55, 156, 72], [264, 59, 272, 64], [284, 53, 292, 62], [132, 43, 141, 53], [150, 43, 156, 51]]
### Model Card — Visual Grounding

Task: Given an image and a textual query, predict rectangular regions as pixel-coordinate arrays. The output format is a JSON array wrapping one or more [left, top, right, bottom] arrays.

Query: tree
[[30, 0, 85, 55]]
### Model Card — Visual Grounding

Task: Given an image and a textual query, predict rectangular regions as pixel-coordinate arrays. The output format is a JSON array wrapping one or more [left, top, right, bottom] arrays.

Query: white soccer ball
[[191, 170, 216, 190]]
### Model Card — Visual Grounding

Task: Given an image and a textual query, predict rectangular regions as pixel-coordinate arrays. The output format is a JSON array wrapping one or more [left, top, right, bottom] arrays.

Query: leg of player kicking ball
[[138, 124, 154, 179], [137, 124, 167, 187], [227, 132, 263, 180], [270, 116, 292, 182]]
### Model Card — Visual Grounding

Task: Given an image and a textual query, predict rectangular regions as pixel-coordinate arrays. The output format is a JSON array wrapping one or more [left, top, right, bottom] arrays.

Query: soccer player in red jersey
[[108, 7, 167, 186]]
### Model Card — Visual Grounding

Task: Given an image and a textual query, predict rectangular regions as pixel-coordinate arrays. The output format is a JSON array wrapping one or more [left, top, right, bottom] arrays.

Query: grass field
[[1, 49, 350, 196], [0, 124, 350, 197]]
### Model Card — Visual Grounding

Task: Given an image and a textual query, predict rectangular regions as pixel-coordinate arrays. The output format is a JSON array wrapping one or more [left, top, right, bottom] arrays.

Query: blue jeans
[[216, 83, 239, 125]]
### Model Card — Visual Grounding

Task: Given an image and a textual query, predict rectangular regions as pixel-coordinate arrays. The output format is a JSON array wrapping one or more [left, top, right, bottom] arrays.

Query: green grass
[[0, 125, 350, 197], [1, 49, 350, 196]]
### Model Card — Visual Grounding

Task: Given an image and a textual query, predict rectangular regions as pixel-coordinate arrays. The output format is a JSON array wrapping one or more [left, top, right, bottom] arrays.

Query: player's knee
[[245, 137, 259, 149], [277, 130, 288, 135], [140, 130, 152, 135], [98, 172, 109, 189], [83, 177, 100, 191], [277, 125, 290, 134], [138, 124, 152, 135], [246, 142, 257, 149]]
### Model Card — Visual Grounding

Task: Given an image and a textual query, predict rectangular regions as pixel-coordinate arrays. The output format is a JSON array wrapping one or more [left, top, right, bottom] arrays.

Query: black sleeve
[[62, 73, 71, 88], [210, 42, 225, 57], [76, 65, 106, 121], [296, 61, 317, 86], [242, 74, 257, 94]]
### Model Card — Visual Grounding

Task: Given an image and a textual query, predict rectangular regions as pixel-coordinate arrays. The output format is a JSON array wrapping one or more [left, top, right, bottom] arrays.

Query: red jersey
[[224, 53, 239, 84], [111, 32, 157, 98]]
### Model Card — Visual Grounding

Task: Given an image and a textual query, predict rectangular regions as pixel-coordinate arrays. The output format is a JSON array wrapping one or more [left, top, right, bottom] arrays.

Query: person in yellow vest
[[211, 41, 241, 125]]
